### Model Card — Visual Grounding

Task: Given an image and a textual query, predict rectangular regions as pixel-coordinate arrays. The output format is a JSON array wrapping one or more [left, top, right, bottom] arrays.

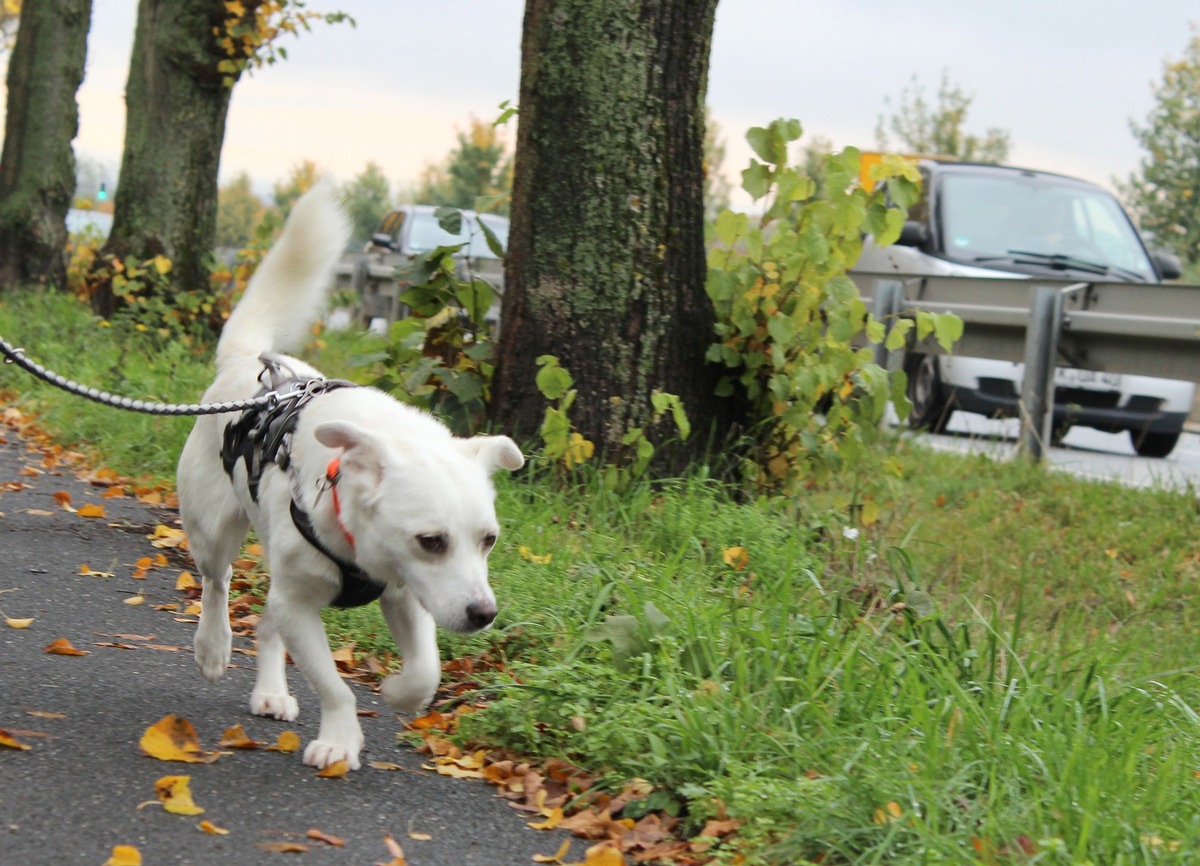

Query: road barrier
[[853, 272, 1200, 460]]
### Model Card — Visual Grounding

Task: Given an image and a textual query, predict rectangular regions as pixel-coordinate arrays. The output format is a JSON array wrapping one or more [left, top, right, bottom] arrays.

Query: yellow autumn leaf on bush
[[140, 714, 221, 763], [150, 255, 172, 275], [103, 845, 142, 866], [154, 775, 205, 815], [722, 546, 750, 571], [564, 432, 595, 468]]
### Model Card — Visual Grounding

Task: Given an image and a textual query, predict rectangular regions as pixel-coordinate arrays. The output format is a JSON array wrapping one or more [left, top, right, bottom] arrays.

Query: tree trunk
[[491, 0, 729, 470], [91, 0, 239, 318], [0, 0, 92, 290]]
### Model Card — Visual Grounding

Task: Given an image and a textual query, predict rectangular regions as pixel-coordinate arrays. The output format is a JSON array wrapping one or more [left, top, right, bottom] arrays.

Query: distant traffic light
[[98, 183, 107, 201]]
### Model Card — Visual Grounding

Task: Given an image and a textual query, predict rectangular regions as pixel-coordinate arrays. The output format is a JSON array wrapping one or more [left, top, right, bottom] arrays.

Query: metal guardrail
[[853, 271, 1200, 460]]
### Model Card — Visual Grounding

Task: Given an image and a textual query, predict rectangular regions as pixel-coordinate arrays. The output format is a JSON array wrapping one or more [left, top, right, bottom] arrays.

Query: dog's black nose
[[466, 600, 497, 630]]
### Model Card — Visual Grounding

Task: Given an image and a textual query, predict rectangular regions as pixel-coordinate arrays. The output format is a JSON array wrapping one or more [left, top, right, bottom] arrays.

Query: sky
[[3, 0, 1197, 211]]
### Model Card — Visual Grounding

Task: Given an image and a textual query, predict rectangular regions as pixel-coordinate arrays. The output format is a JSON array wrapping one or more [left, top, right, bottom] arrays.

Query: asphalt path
[[0, 430, 578, 866]]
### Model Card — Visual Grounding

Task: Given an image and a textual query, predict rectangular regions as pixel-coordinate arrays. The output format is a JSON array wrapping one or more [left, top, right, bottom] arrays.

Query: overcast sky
[[3, 1, 1196, 210]]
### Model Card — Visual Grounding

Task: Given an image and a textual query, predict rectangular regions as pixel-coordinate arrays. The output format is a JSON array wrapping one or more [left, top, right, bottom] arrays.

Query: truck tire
[[1129, 429, 1180, 458], [905, 353, 954, 434]]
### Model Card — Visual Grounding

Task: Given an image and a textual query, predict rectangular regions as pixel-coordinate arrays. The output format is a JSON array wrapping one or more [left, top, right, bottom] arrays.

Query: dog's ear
[[460, 435, 524, 474], [314, 420, 385, 482]]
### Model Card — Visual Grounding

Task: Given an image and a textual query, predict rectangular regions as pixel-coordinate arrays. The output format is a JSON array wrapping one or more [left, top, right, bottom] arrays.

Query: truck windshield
[[939, 172, 1156, 281], [409, 212, 507, 259]]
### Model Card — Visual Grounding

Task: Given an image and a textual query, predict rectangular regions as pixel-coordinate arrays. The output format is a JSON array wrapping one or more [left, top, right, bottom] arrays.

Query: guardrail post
[[1019, 285, 1064, 460], [871, 278, 905, 371]]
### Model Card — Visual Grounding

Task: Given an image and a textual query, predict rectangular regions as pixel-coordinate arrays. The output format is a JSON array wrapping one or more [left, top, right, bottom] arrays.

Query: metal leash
[[0, 335, 278, 417]]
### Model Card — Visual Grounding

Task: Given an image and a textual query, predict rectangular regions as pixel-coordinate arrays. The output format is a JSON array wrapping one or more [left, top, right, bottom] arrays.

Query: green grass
[[4, 288, 1200, 863]]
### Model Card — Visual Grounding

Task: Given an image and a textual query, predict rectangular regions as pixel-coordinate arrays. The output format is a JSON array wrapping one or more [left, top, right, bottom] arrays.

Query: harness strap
[[288, 500, 385, 608]]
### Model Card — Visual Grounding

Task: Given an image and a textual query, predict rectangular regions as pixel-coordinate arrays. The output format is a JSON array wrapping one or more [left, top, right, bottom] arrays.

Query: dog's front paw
[[380, 671, 438, 714], [249, 690, 299, 721], [303, 734, 363, 771]]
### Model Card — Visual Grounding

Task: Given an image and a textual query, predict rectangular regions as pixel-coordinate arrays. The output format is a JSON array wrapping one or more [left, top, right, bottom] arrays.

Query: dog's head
[[314, 420, 524, 632]]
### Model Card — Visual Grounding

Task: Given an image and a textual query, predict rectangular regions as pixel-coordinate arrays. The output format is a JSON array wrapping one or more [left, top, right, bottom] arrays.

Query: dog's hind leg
[[378, 585, 441, 713], [181, 460, 250, 683]]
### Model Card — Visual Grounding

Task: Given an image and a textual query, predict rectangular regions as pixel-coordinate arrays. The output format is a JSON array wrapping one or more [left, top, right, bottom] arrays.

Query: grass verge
[[3, 289, 1200, 863]]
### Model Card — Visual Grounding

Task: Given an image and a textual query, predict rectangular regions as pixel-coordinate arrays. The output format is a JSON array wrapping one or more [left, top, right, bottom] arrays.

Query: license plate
[[1054, 367, 1122, 389]]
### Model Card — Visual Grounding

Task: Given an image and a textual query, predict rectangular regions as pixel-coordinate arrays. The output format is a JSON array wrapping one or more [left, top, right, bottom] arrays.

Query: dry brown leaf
[[306, 828, 346, 847], [0, 727, 31, 751], [368, 761, 407, 771], [266, 730, 301, 753], [53, 491, 75, 511], [103, 845, 142, 866], [140, 715, 222, 763], [378, 835, 408, 866], [43, 637, 89, 656], [257, 841, 309, 854], [198, 820, 229, 835], [26, 710, 66, 720], [77, 503, 106, 519], [154, 775, 205, 815]]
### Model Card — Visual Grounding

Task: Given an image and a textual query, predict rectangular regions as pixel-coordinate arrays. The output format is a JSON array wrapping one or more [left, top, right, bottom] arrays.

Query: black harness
[[219, 357, 385, 609]]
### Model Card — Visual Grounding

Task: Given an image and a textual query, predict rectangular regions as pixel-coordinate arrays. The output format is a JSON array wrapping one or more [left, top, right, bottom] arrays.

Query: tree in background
[[1119, 29, 1200, 270], [342, 161, 392, 245], [413, 117, 512, 213], [0, 0, 92, 290], [272, 159, 320, 218], [490, 0, 725, 468], [1, 0, 20, 53], [875, 70, 1010, 163], [215, 172, 266, 250], [90, 0, 350, 323], [703, 107, 731, 221]]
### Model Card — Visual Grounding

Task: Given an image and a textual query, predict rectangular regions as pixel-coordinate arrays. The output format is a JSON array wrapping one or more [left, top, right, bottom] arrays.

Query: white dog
[[177, 180, 523, 770]]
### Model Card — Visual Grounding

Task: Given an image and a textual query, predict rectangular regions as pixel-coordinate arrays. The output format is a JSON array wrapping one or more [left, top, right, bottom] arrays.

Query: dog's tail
[[216, 177, 352, 370]]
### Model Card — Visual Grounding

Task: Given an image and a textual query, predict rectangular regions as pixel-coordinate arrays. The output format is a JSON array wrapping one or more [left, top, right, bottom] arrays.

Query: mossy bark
[[491, 0, 730, 469], [0, 0, 93, 290], [91, 0, 239, 318]]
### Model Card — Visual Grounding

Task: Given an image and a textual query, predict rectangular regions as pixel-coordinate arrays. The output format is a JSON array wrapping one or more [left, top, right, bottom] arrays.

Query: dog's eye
[[417, 534, 448, 554], [482, 533, 497, 550]]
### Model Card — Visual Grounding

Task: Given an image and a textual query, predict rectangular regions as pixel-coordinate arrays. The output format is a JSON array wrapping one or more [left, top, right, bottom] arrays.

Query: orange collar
[[326, 457, 355, 549]]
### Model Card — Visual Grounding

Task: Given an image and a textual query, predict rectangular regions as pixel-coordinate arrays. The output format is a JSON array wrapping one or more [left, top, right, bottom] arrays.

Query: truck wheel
[[906, 353, 954, 434], [1129, 429, 1180, 458]]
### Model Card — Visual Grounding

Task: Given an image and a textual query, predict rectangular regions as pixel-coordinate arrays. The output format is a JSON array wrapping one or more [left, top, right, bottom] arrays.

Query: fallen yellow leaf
[[533, 839, 572, 864], [316, 759, 350, 778], [53, 491, 75, 512], [150, 525, 188, 549], [528, 807, 564, 830], [873, 800, 903, 825], [0, 727, 31, 750], [584, 841, 625, 866], [103, 845, 142, 866], [5, 616, 34, 629], [140, 715, 221, 763], [198, 820, 229, 835], [175, 571, 200, 591], [43, 637, 89, 656], [80, 563, 115, 577], [154, 775, 205, 815], [266, 730, 301, 753], [306, 828, 346, 847], [124, 596, 146, 606], [76, 503, 106, 518], [218, 723, 263, 750], [380, 835, 408, 866]]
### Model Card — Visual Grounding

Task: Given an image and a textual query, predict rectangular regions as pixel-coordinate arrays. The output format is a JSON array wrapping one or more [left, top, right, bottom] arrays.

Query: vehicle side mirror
[[370, 232, 396, 251], [895, 220, 929, 247], [1151, 250, 1182, 281]]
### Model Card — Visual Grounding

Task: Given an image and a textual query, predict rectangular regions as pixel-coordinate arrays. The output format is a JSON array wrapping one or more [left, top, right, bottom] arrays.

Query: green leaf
[[535, 356, 573, 399], [715, 209, 748, 247], [933, 312, 964, 352], [434, 206, 463, 234], [885, 317, 914, 351], [476, 215, 506, 258], [741, 161, 772, 200]]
